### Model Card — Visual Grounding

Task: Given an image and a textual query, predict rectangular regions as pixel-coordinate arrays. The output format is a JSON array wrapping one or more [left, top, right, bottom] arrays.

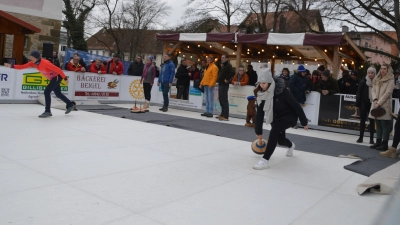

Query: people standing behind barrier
[[217, 54, 234, 121], [89, 59, 106, 74], [289, 65, 310, 104], [51, 51, 60, 68], [247, 65, 258, 86], [106, 54, 123, 75], [199, 56, 218, 117], [316, 70, 340, 95], [348, 71, 360, 94], [195, 59, 207, 92], [189, 63, 200, 81], [338, 70, 357, 94], [311, 70, 319, 91], [128, 55, 144, 76], [317, 65, 324, 80], [66, 54, 86, 72], [153, 62, 160, 77], [140, 56, 156, 112], [355, 67, 376, 144], [231, 66, 249, 86], [306, 69, 313, 92], [369, 64, 395, 150], [279, 68, 290, 89], [158, 54, 175, 112], [175, 59, 190, 100]]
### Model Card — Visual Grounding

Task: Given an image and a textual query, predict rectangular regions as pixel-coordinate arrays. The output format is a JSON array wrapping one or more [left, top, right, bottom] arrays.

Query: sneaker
[[162, 108, 168, 112], [201, 113, 208, 116], [253, 158, 269, 170], [205, 113, 213, 118], [286, 142, 295, 157], [219, 117, 229, 121], [65, 104, 74, 114], [159, 107, 165, 111], [38, 112, 52, 118]]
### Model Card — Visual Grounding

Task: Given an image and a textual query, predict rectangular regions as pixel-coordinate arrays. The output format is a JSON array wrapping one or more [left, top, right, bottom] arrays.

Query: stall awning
[[156, 33, 235, 42], [0, 10, 41, 34], [237, 33, 344, 46]]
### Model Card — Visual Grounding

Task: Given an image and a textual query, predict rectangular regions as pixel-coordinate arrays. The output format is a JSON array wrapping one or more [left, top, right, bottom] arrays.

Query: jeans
[[204, 86, 214, 114], [376, 119, 391, 140], [263, 120, 293, 160], [44, 75, 72, 112], [143, 82, 152, 101], [161, 83, 170, 107], [359, 102, 375, 140], [218, 85, 229, 118], [177, 85, 189, 100]]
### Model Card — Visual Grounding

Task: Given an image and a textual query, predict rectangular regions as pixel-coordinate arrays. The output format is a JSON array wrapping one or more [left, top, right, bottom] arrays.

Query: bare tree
[[248, 0, 283, 33], [186, 0, 246, 32]]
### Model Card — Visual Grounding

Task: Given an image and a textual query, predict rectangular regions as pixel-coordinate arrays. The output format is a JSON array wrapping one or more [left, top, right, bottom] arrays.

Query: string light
[[247, 49, 250, 51], [247, 52, 249, 55], [187, 46, 190, 48], [276, 46, 279, 49], [287, 53, 290, 55], [190, 55, 192, 58], [305, 62, 308, 65], [223, 46, 225, 48], [318, 63, 320, 66], [233, 52, 235, 55], [210, 45, 212, 48], [290, 49, 292, 52], [179, 51, 181, 54], [314, 58, 317, 61], [361, 65, 364, 68], [246, 59, 249, 62], [281, 60, 283, 64], [183, 54, 185, 57], [299, 56, 302, 59], [258, 60, 261, 62], [324, 49, 327, 52], [262, 49, 264, 52], [340, 47, 343, 50], [272, 55, 275, 58], [235, 45, 237, 47], [198, 44, 200, 47], [352, 61, 354, 64], [258, 52, 260, 54]]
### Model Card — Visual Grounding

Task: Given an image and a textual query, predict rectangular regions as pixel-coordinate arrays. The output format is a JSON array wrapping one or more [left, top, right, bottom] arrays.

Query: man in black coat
[[289, 65, 310, 104], [128, 55, 144, 76], [217, 54, 235, 121], [247, 65, 258, 86], [175, 59, 190, 100]]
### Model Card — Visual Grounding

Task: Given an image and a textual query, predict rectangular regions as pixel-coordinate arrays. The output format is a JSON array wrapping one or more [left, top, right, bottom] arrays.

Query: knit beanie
[[298, 65, 306, 72], [322, 70, 331, 77], [258, 68, 273, 83], [317, 65, 325, 71], [30, 50, 41, 59]]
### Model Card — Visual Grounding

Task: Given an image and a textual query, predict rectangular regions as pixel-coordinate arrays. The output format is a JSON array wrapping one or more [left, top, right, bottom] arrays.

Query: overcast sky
[[165, 0, 186, 28]]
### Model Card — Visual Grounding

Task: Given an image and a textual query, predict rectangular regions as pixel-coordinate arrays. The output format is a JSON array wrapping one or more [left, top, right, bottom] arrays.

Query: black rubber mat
[[78, 105, 400, 177]]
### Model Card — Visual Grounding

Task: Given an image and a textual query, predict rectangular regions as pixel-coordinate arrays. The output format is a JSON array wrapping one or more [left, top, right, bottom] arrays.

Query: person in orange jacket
[[106, 53, 124, 75], [89, 59, 106, 74], [4, 50, 75, 118], [231, 66, 249, 86], [199, 56, 218, 117]]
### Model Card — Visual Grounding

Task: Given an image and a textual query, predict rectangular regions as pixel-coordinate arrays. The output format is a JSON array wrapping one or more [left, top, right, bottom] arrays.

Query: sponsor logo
[[22, 72, 68, 91], [1, 74, 8, 81], [343, 94, 356, 102], [107, 79, 119, 89], [129, 79, 144, 100]]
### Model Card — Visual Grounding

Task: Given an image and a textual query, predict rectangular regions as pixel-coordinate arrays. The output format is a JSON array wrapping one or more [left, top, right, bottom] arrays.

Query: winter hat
[[367, 67, 376, 74], [257, 68, 273, 83], [30, 50, 41, 59], [148, 56, 154, 61], [350, 70, 358, 76], [298, 65, 306, 72], [317, 65, 325, 71], [322, 70, 331, 77]]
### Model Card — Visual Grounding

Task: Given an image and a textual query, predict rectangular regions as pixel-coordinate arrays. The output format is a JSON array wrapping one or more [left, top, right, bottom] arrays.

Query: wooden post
[[236, 43, 242, 71], [162, 42, 168, 56], [271, 58, 275, 76], [13, 34, 24, 64], [332, 46, 340, 79]]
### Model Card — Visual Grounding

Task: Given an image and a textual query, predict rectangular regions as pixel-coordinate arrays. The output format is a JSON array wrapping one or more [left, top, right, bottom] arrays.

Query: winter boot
[[376, 140, 389, 151], [356, 137, 363, 143], [379, 146, 397, 158], [369, 136, 375, 144], [370, 138, 382, 149]]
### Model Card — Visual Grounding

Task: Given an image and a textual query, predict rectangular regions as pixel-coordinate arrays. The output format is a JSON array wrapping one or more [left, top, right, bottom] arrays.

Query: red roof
[[0, 10, 41, 33]]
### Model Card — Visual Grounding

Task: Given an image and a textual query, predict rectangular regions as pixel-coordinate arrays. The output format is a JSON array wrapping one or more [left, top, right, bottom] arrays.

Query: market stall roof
[[237, 33, 343, 46], [156, 33, 235, 42]]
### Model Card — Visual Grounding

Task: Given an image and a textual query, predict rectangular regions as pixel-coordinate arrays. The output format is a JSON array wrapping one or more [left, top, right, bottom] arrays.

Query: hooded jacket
[[289, 72, 309, 103], [255, 78, 308, 135]]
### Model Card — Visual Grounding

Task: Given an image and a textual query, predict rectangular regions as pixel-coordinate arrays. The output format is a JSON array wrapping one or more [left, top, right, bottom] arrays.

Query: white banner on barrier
[[71, 72, 121, 100], [0, 66, 16, 100], [211, 85, 254, 116], [119, 76, 159, 103], [302, 91, 320, 125], [14, 69, 73, 100]]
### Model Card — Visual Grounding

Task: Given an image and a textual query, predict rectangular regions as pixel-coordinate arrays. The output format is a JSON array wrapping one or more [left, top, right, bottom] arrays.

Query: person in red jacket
[[66, 54, 86, 72], [89, 59, 106, 74], [106, 53, 124, 75], [4, 50, 75, 118]]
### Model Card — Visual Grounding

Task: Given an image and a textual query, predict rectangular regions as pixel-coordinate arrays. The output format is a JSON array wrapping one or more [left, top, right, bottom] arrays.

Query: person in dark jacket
[[216, 54, 234, 121], [338, 70, 357, 94], [279, 68, 290, 89], [355, 67, 376, 144], [289, 65, 310, 104], [51, 51, 61, 68], [316, 70, 340, 95], [348, 71, 359, 94], [253, 68, 308, 170], [311, 70, 319, 91], [247, 65, 258, 86], [175, 59, 190, 100], [127, 55, 144, 76]]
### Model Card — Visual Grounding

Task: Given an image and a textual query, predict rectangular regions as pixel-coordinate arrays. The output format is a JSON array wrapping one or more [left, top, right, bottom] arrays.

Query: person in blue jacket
[[289, 65, 310, 104], [157, 54, 176, 112]]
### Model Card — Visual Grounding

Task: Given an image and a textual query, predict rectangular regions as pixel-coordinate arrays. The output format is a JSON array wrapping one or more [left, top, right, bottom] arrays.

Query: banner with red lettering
[[70, 72, 121, 100]]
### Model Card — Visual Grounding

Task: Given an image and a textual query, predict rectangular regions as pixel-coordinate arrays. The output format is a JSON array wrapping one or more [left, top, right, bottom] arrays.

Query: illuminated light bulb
[[198, 44, 200, 47], [190, 55, 192, 58], [246, 60, 249, 62], [235, 45, 237, 47], [223, 46, 225, 48], [258, 52, 260, 54], [290, 49, 292, 52], [183, 55, 185, 57], [287, 53, 290, 55], [361, 65, 364, 68], [262, 49, 264, 52], [247, 49, 250, 51], [247, 52, 249, 54], [352, 61, 354, 64], [210, 45, 212, 48], [324, 49, 327, 52], [314, 58, 317, 61], [273, 55, 275, 58], [340, 47, 342, 50], [187, 46, 190, 48], [305, 62, 308, 65], [276, 46, 279, 49], [179, 51, 181, 53], [258, 60, 261, 62], [299, 56, 302, 59]]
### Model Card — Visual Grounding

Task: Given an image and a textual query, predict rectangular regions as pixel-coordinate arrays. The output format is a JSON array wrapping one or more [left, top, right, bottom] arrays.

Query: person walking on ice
[[253, 67, 309, 170], [4, 50, 75, 118]]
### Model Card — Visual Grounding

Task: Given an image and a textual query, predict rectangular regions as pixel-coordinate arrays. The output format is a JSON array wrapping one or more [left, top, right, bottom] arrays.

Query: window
[[61, 46, 66, 52], [89, 50, 92, 54], [254, 27, 259, 33], [95, 50, 98, 55], [364, 42, 368, 48], [375, 46, 378, 55], [241, 28, 247, 34], [24, 36, 28, 48]]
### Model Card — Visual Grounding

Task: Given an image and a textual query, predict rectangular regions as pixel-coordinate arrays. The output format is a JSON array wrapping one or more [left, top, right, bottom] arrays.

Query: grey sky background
[[166, 0, 186, 28]]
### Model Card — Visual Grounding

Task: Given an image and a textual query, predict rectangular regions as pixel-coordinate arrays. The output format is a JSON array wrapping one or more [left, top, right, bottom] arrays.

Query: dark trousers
[[263, 120, 293, 160], [359, 102, 375, 140], [161, 83, 170, 107], [218, 85, 229, 118], [392, 116, 400, 148], [44, 75, 72, 112], [176, 85, 189, 100], [143, 82, 152, 101]]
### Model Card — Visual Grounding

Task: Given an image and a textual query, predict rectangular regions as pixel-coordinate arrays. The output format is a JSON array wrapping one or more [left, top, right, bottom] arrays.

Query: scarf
[[366, 76, 374, 103], [256, 80, 276, 125], [142, 63, 152, 79]]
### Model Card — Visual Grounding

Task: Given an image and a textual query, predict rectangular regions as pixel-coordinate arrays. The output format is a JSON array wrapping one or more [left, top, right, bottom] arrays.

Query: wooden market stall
[[156, 32, 367, 78]]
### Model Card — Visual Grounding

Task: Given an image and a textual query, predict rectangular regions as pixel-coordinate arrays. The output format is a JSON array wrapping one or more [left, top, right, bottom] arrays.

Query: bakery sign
[[73, 72, 121, 100]]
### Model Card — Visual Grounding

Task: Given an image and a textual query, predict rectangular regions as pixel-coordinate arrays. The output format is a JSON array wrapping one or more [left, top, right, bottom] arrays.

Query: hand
[[112, 72, 117, 75], [375, 102, 380, 108], [345, 82, 350, 86], [306, 90, 310, 94], [224, 79, 229, 83], [4, 63, 11, 68], [140, 80, 143, 84], [81, 67, 86, 72], [169, 83, 172, 88], [150, 83, 153, 86], [98, 71, 101, 74], [304, 125, 309, 131], [65, 79, 69, 85], [157, 82, 160, 86], [199, 85, 202, 89]]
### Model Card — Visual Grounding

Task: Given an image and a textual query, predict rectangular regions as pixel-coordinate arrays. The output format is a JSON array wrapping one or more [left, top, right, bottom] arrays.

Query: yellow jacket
[[201, 62, 218, 87]]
